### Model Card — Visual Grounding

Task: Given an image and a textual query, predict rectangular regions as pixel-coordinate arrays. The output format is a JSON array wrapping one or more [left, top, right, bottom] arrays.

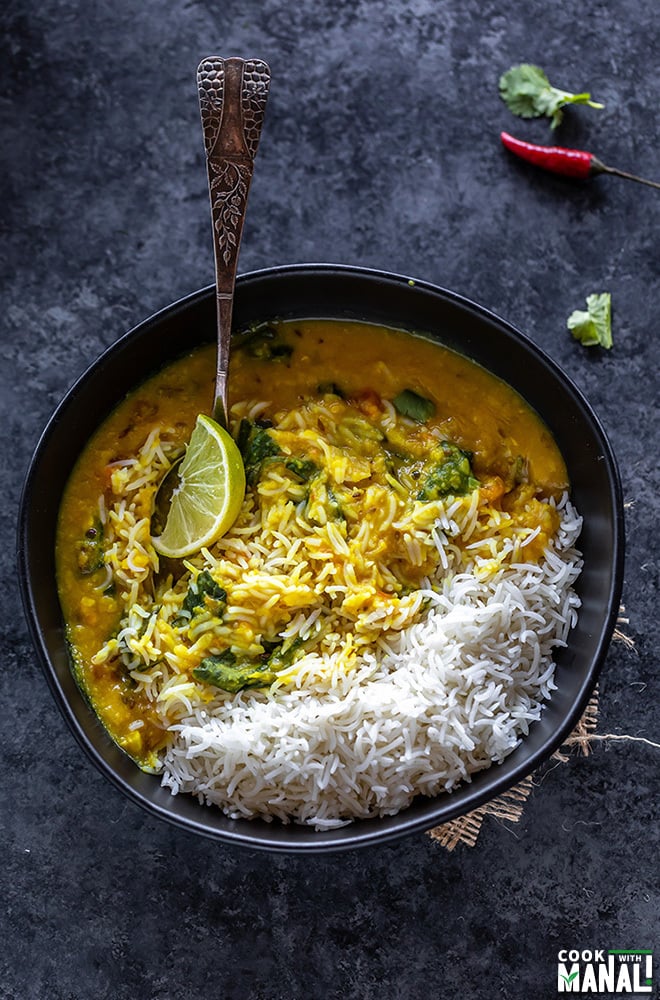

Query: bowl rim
[[17, 262, 625, 852]]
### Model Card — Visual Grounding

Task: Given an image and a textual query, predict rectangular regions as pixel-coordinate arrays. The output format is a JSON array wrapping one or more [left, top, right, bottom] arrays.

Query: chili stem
[[594, 159, 660, 191]]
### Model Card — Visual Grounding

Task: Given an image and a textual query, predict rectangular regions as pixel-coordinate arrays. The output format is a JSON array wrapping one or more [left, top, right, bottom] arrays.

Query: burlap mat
[[427, 607, 654, 850]]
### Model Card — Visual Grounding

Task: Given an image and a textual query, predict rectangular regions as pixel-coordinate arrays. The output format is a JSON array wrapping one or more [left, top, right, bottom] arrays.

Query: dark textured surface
[[3, 1, 658, 998]]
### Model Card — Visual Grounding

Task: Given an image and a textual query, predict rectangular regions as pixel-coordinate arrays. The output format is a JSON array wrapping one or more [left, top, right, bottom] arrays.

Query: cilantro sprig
[[499, 64, 604, 129], [567, 293, 612, 349]]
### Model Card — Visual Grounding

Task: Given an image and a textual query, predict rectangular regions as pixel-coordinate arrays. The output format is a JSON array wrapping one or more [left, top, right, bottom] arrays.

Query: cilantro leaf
[[499, 64, 604, 129], [567, 293, 612, 349]]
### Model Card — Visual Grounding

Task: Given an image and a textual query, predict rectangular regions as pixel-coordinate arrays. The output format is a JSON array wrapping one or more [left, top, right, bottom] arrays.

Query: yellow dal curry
[[56, 320, 568, 765]]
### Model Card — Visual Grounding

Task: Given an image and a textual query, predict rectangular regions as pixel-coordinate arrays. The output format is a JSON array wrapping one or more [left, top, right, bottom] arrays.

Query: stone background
[[2, 1, 658, 997]]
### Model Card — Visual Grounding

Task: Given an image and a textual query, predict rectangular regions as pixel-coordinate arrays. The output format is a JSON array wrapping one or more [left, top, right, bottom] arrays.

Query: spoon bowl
[[151, 455, 183, 537]]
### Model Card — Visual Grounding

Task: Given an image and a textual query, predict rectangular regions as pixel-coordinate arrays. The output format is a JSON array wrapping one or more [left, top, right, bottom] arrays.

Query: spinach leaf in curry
[[417, 442, 479, 499], [237, 420, 283, 485], [237, 322, 294, 362], [393, 389, 436, 423], [192, 636, 308, 693], [182, 570, 227, 617]]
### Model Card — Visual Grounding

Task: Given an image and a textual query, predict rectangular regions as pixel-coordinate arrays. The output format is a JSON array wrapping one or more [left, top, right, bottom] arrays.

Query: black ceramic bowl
[[18, 265, 624, 852]]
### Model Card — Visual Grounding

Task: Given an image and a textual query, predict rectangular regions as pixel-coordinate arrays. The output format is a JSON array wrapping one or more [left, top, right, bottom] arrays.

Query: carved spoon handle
[[197, 56, 271, 427]]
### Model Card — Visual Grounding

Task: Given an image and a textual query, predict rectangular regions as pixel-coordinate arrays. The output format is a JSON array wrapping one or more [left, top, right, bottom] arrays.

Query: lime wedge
[[152, 414, 246, 558]]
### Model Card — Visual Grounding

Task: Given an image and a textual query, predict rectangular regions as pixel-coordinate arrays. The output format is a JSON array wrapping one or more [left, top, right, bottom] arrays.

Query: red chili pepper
[[500, 131, 660, 190]]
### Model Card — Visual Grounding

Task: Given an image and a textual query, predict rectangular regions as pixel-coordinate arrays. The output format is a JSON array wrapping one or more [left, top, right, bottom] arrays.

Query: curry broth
[[56, 319, 568, 764]]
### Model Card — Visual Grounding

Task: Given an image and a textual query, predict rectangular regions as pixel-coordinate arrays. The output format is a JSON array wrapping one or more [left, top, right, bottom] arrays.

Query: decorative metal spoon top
[[197, 56, 271, 427]]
